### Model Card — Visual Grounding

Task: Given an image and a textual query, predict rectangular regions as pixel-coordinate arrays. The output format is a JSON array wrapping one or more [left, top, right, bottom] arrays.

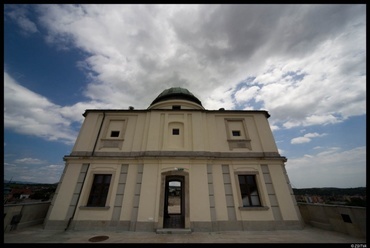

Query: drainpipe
[[92, 111, 106, 156], [65, 111, 105, 231], [64, 164, 90, 231]]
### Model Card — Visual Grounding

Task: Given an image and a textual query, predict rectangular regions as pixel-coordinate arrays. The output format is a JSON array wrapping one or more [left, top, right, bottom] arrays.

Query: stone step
[[156, 228, 192, 234]]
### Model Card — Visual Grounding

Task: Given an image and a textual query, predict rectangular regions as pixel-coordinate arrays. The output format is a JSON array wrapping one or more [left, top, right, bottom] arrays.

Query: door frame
[[158, 170, 190, 229]]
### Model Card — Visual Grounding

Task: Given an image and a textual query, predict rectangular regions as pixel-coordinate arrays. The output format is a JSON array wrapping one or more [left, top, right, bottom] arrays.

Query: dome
[[150, 87, 203, 107]]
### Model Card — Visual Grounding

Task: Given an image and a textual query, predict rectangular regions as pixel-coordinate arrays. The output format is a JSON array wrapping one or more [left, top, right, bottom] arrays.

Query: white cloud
[[304, 114, 342, 126], [253, 12, 365, 128], [32, 4, 365, 123], [286, 146, 366, 188], [253, 67, 285, 86], [234, 86, 260, 104], [3, 5, 366, 187], [4, 72, 80, 145], [14, 158, 45, 165], [203, 85, 235, 110], [270, 124, 280, 131], [291, 132, 327, 144], [4, 162, 16, 167], [4, 4, 366, 144], [316, 147, 341, 156], [46, 164, 62, 169], [5, 5, 39, 34], [278, 148, 284, 155], [4, 163, 64, 184], [290, 137, 310, 144], [305, 133, 326, 138], [313, 146, 324, 150]]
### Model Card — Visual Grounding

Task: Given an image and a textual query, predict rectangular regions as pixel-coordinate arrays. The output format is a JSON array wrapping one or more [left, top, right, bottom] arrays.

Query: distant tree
[[30, 185, 56, 201], [346, 198, 366, 207], [12, 193, 21, 199], [293, 187, 366, 197]]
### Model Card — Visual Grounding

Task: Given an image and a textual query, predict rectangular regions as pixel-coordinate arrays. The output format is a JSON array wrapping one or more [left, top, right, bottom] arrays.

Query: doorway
[[163, 175, 185, 228]]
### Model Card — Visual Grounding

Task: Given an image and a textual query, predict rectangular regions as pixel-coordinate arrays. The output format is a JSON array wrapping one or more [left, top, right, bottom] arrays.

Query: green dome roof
[[150, 87, 203, 106]]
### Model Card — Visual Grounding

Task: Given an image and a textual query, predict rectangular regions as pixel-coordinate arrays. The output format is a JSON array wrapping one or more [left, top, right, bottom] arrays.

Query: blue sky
[[4, 4, 366, 188]]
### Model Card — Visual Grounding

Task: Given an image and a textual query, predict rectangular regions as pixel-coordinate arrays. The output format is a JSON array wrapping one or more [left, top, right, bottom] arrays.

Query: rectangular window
[[172, 129, 180, 135], [87, 174, 112, 207], [232, 130, 241, 136], [238, 175, 261, 207], [172, 105, 181, 110], [110, 131, 120, 137]]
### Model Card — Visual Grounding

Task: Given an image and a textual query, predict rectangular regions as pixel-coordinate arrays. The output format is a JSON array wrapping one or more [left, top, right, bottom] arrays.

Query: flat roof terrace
[[4, 224, 366, 244]]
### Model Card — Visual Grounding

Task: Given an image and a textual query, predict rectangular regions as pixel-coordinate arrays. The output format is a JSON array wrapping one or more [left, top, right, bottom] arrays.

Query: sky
[[3, 4, 366, 188]]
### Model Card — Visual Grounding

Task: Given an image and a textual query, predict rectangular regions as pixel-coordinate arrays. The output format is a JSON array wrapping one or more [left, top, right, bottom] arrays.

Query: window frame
[[101, 116, 128, 140], [86, 174, 112, 207], [238, 174, 261, 207], [234, 171, 268, 210], [99, 116, 127, 149], [224, 118, 252, 150]]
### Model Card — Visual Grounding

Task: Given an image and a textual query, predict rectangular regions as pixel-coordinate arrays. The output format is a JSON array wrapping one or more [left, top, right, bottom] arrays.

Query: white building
[[44, 87, 303, 232]]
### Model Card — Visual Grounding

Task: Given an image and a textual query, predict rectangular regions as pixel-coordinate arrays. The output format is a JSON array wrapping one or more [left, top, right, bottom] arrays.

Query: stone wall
[[298, 203, 366, 239], [4, 201, 366, 239], [4, 201, 51, 232]]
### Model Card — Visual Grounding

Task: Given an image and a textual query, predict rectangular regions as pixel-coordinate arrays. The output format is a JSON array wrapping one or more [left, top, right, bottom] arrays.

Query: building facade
[[44, 87, 303, 232]]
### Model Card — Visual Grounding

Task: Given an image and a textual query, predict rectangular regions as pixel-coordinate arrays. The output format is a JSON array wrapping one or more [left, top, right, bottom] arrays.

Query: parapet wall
[[4, 201, 366, 239], [4, 202, 51, 232], [298, 203, 366, 239]]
